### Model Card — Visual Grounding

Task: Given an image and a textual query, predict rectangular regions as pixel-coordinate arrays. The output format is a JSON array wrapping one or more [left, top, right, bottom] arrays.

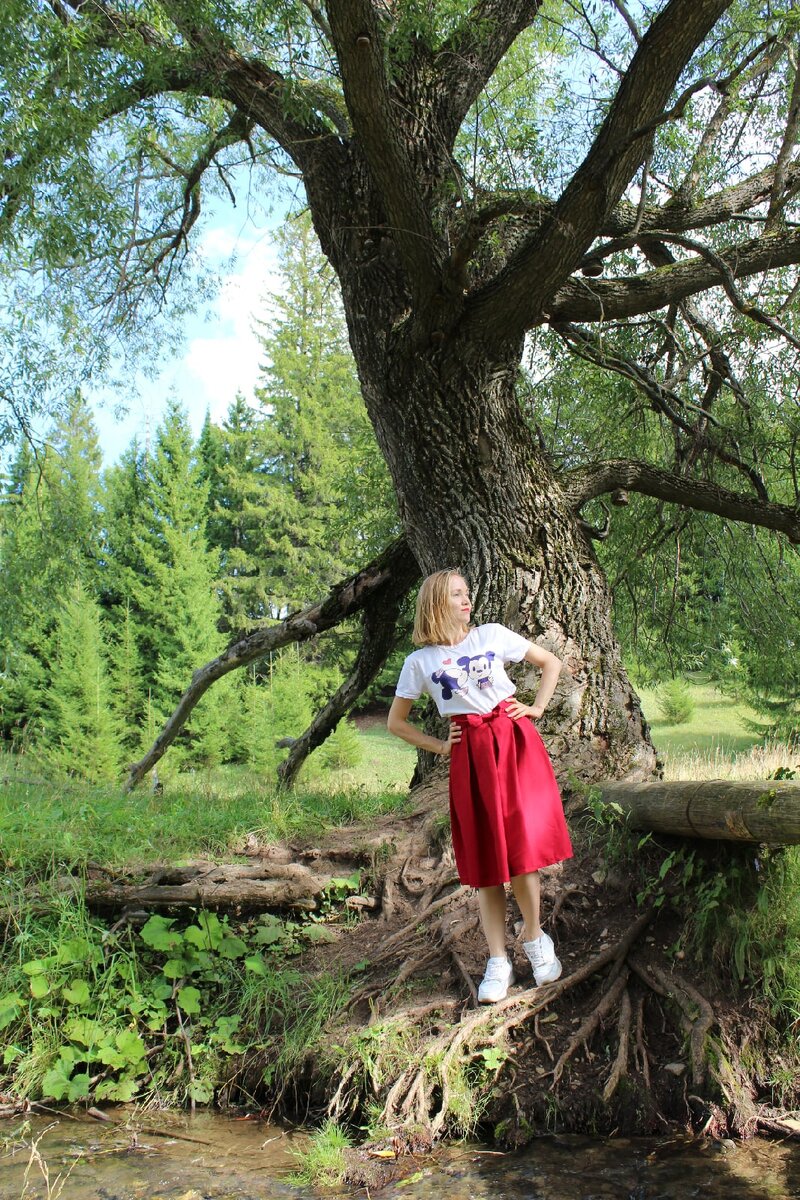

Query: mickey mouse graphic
[[457, 651, 496, 690], [430, 660, 470, 701]]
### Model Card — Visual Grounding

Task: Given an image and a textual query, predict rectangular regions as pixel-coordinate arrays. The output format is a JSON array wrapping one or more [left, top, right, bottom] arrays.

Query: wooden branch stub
[[598, 779, 800, 845]]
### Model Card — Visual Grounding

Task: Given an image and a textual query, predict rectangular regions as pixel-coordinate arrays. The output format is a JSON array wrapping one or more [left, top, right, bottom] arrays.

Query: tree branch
[[548, 227, 800, 322], [564, 460, 800, 542], [158, 0, 345, 177], [463, 0, 732, 342], [124, 538, 420, 790], [325, 0, 442, 305], [277, 589, 406, 788], [766, 41, 800, 232], [553, 319, 770, 497], [433, 0, 544, 147]]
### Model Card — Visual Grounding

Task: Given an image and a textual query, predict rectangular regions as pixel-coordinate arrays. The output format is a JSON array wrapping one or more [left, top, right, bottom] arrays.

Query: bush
[[318, 719, 363, 770], [657, 678, 695, 725]]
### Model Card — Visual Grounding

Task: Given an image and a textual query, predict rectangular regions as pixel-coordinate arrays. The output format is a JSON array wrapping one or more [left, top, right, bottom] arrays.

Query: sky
[[89, 207, 286, 465]]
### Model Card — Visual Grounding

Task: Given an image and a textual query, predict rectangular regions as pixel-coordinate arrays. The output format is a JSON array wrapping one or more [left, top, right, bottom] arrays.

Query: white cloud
[[93, 218, 288, 462]]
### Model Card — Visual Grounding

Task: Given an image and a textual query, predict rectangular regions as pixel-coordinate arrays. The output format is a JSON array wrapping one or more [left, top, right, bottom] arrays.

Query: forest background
[[1, 206, 798, 785]]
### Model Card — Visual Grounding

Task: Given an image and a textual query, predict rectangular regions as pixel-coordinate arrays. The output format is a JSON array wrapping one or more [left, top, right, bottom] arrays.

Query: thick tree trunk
[[343, 319, 657, 783]]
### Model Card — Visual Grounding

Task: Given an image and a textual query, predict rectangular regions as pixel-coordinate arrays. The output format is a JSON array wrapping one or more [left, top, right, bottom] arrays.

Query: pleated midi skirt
[[449, 698, 573, 888]]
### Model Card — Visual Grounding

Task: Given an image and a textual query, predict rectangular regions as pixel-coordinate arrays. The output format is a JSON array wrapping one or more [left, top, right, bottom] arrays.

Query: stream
[[1, 1112, 798, 1199]]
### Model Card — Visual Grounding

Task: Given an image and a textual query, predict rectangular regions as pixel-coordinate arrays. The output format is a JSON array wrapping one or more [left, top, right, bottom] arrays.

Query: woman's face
[[447, 575, 472, 632]]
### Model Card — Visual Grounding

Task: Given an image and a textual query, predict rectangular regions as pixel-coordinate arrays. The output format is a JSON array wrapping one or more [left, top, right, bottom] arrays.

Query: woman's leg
[[477, 885, 508, 957], [509, 871, 541, 942]]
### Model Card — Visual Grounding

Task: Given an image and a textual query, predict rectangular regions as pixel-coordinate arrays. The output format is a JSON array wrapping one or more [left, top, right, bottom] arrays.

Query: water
[[1, 1114, 798, 1199]]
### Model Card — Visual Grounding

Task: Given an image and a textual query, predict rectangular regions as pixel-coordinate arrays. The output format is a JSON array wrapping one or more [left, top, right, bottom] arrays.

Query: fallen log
[[598, 779, 800, 845], [72, 862, 341, 916]]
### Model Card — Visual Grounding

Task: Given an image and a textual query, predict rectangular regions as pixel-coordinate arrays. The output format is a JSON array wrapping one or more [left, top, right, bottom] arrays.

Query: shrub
[[657, 678, 695, 725], [318, 719, 363, 770]]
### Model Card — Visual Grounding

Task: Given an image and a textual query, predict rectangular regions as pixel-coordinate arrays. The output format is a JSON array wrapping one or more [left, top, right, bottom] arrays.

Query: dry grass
[[664, 740, 800, 782]]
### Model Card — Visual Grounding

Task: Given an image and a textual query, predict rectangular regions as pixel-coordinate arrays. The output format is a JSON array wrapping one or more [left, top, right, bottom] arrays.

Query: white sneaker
[[523, 931, 562, 986], [477, 956, 514, 1004]]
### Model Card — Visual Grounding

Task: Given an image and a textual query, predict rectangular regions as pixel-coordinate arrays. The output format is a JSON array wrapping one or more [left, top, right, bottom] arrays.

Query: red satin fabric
[[448, 699, 573, 888]]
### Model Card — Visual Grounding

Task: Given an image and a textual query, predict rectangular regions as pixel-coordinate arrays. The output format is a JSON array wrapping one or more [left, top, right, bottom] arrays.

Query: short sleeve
[[395, 653, 426, 700], [491, 623, 531, 664]]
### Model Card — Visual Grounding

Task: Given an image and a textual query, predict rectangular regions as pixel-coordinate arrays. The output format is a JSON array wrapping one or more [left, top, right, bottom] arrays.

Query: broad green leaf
[[140, 915, 183, 952], [62, 979, 91, 1006], [177, 986, 202, 1015]]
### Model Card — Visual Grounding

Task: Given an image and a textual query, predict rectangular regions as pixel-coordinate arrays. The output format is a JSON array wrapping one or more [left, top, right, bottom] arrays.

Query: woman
[[387, 569, 573, 1003]]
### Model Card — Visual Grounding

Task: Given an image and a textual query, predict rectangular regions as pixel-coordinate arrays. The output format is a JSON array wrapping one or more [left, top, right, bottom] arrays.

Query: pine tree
[[39, 580, 123, 782]]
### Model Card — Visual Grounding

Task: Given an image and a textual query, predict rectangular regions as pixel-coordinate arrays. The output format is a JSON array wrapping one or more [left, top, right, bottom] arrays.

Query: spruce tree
[[252, 214, 396, 613], [0, 396, 105, 743], [39, 580, 123, 782], [131, 401, 233, 766]]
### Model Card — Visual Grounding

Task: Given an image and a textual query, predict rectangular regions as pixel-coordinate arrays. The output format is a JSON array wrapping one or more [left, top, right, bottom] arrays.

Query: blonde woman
[[387, 570, 572, 1003]]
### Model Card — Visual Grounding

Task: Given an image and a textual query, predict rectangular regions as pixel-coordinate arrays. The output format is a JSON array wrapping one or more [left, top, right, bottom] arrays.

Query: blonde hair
[[412, 569, 469, 647]]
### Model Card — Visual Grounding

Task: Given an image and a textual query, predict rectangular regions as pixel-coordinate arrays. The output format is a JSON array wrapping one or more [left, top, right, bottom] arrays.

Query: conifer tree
[[0, 396, 104, 742], [200, 395, 276, 628], [252, 215, 396, 613], [39, 580, 123, 781], [131, 401, 232, 765]]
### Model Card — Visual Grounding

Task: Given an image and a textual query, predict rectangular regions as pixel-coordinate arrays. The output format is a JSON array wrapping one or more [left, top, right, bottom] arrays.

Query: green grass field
[[637, 676, 761, 757], [1, 680, 795, 877]]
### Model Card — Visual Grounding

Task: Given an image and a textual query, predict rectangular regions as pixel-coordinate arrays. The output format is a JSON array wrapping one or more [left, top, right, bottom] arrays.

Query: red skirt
[[449, 699, 573, 888]]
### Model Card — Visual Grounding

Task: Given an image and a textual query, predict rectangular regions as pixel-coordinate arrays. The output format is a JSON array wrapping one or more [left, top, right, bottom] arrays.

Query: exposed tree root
[[552, 970, 629, 1084], [628, 955, 715, 1086], [602, 986, 632, 1101]]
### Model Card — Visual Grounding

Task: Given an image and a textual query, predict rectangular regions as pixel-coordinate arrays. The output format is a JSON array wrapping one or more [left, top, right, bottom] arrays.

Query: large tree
[[4, 0, 800, 780]]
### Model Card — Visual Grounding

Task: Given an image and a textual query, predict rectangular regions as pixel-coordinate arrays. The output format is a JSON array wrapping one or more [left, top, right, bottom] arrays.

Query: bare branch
[[611, 0, 641, 44], [564, 460, 800, 541], [553, 320, 769, 498], [277, 590, 406, 788], [646, 231, 800, 352], [124, 539, 420, 790]]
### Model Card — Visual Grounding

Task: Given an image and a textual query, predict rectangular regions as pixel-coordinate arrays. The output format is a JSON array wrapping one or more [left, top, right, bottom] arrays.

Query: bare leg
[[477, 885, 508, 958], [510, 871, 541, 942]]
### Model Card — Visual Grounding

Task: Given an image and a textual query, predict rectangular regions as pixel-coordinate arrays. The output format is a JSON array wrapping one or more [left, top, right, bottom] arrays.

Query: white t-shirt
[[395, 623, 532, 716]]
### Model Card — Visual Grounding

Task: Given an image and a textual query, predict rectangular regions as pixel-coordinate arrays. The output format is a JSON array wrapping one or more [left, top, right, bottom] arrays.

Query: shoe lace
[[527, 940, 548, 967], [484, 958, 509, 981]]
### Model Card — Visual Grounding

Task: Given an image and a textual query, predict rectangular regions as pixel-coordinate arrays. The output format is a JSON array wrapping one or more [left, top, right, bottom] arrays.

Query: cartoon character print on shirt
[[430, 660, 470, 701], [457, 651, 496, 690]]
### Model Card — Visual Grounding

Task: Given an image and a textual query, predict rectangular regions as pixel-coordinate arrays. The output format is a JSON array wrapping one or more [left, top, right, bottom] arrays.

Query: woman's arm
[[505, 643, 563, 721], [387, 696, 461, 756]]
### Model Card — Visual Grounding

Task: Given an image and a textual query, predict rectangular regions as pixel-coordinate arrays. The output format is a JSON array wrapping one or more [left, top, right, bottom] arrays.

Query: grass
[[635, 675, 800, 779], [0, 744, 412, 877]]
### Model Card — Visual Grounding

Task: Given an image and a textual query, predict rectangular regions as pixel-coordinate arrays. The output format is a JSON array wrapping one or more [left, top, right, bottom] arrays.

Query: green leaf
[[177, 986, 202, 1015], [41, 1063, 74, 1101], [115, 1029, 147, 1064], [0, 993, 24, 1031], [184, 913, 224, 950], [244, 955, 267, 976], [29, 975, 50, 999], [217, 934, 248, 959], [64, 1016, 104, 1048], [95, 1077, 139, 1102], [252, 924, 285, 946], [140, 915, 183, 952], [302, 925, 336, 943], [62, 979, 91, 1006]]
